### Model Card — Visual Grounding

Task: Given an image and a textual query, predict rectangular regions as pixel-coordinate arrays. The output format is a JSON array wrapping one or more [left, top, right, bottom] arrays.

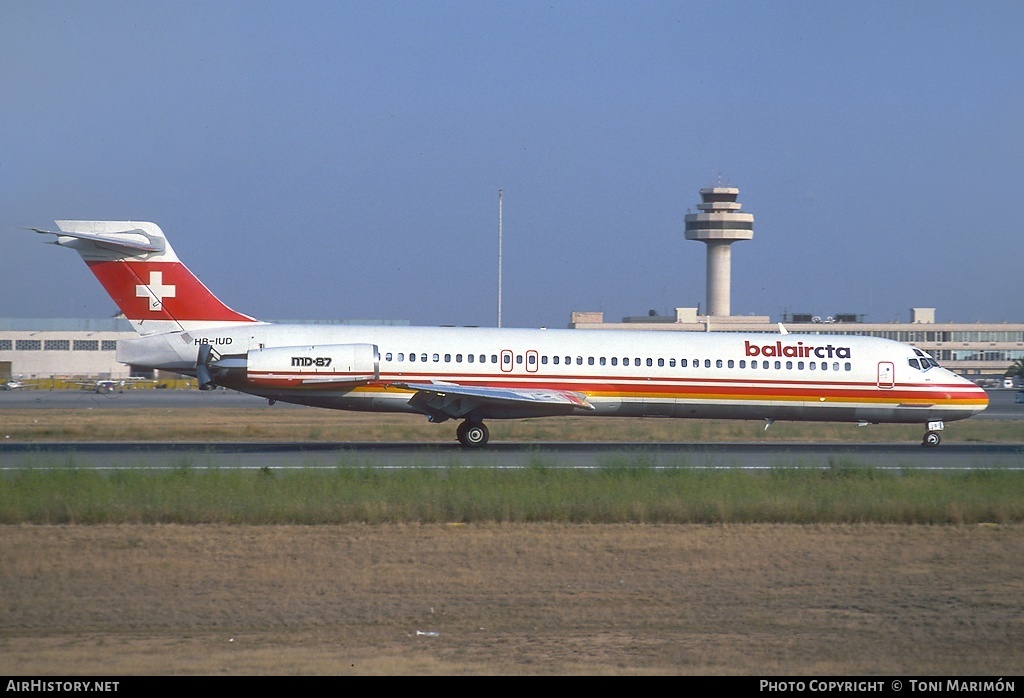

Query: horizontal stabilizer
[[29, 226, 165, 254]]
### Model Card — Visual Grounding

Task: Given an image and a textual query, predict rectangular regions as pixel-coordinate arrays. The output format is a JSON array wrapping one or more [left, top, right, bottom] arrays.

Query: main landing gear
[[922, 420, 944, 448], [457, 420, 490, 447]]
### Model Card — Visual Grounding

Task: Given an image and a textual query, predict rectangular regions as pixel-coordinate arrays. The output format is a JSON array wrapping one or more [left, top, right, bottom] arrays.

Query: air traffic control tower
[[684, 186, 754, 316]]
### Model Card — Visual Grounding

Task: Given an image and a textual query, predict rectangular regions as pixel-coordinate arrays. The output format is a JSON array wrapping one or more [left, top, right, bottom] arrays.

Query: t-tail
[[31, 221, 258, 336]]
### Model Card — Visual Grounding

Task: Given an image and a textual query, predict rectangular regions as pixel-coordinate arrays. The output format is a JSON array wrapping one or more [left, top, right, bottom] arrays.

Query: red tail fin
[[86, 259, 256, 326], [44, 220, 258, 335]]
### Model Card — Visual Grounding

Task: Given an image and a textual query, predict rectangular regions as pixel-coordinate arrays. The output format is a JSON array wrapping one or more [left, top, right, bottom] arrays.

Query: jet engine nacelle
[[245, 343, 380, 385]]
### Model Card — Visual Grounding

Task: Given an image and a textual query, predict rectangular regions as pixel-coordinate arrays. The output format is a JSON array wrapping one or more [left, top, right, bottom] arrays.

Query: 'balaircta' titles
[[745, 340, 852, 359]]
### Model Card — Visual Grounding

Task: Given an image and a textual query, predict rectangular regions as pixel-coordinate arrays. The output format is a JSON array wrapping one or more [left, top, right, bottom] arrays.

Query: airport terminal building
[[0, 318, 134, 381], [0, 317, 409, 382], [1, 310, 1020, 385], [568, 307, 1024, 382]]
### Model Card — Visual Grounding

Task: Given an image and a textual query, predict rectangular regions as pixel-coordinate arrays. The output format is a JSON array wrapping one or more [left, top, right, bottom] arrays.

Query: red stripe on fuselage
[[371, 371, 982, 401], [251, 369, 983, 405]]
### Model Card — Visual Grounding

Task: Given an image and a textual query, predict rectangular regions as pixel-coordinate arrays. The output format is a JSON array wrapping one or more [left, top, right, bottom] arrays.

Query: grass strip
[[2, 461, 1022, 524]]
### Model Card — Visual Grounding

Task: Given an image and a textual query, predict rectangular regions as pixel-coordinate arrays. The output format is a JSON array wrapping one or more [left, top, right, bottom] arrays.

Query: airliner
[[29, 220, 988, 447]]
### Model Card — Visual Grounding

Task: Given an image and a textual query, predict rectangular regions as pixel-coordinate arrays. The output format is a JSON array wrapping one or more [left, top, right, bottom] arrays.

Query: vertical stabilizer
[[36, 221, 258, 336]]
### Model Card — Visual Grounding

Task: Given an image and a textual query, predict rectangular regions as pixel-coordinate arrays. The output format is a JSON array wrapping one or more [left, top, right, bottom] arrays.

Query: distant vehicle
[[29, 220, 990, 447], [74, 377, 154, 393], [1004, 377, 1016, 389], [76, 380, 153, 390], [74, 379, 121, 393], [2, 380, 24, 391]]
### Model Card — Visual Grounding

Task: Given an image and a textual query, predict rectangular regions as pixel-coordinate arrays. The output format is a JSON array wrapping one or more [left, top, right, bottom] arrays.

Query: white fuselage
[[119, 323, 989, 425]]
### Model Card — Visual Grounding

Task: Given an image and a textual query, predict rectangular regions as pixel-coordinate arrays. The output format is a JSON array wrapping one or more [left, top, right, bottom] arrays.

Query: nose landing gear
[[922, 420, 944, 447]]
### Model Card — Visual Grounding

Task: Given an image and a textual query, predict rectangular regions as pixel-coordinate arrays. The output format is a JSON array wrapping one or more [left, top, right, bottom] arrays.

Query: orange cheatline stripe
[[334, 382, 986, 407]]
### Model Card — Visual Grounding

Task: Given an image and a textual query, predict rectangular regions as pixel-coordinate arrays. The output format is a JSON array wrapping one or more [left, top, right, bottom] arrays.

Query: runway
[[2, 440, 1022, 470], [1, 388, 1021, 470]]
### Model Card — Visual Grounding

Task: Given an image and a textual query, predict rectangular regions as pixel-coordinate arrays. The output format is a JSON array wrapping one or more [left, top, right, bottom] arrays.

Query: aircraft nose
[[969, 384, 990, 413]]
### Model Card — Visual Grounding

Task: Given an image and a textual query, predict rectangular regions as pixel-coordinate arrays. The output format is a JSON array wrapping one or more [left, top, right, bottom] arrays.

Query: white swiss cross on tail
[[136, 271, 177, 311]]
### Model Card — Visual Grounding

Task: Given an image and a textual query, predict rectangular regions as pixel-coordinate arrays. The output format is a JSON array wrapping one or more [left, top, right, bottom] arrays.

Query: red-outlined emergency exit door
[[877, 362, 894, 389]]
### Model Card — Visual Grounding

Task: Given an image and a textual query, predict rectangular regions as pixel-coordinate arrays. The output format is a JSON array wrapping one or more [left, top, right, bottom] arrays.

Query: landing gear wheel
[[922, 431, 941, 447], [457, 421, 490, 448]]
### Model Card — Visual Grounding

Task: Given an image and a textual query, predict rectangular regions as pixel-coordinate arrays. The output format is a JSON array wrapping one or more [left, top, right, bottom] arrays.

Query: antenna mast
[[497, 188, 503, 328]]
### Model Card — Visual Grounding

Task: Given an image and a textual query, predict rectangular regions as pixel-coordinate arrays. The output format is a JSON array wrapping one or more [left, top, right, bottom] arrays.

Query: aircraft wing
[[394, 381, 595, 422]]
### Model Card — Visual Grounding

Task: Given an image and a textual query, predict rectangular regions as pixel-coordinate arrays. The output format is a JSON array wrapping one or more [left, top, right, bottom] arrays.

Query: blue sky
[[2, 1, 1022, 327]]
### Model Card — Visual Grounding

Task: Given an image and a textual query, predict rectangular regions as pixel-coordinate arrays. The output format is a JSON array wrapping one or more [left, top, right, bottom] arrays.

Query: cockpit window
[[909, 350, 940, 371]]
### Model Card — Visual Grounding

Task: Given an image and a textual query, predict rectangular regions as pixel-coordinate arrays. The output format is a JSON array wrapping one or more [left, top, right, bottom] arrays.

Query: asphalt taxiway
[[1, 388, 1021, 470]]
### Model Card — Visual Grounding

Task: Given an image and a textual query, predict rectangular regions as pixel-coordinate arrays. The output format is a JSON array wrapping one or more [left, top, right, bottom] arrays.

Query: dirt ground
[[1, 523, 1022, 675]]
